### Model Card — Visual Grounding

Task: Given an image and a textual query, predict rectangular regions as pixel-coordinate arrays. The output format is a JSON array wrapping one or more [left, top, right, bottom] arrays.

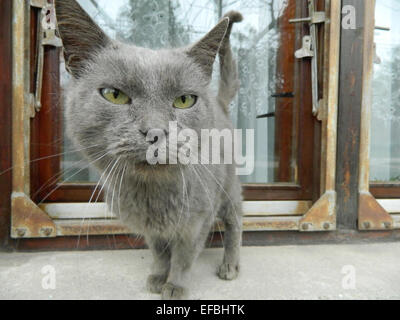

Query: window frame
[[34, 0, 316, 203], [357, 0, 400, 231], [0, 0, 12, 246], [368, 1, 400, 199], [10, 0, 341, 239]]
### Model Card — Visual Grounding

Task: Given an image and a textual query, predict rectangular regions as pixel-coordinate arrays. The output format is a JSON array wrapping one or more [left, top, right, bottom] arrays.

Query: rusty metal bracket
[[299, 191, 336, 232], [11, 193, 56, 238], [30, 0, 62, 117], [290, 0, 325, 117], [358, 192, 393, 231]]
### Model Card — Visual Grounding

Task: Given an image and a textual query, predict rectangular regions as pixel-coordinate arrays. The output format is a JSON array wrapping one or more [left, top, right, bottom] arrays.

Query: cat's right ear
[[187, 18, 230, 79], [55, 0, 111, 78]]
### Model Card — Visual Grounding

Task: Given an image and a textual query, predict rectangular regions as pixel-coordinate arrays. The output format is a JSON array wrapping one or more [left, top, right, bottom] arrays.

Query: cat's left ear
[[55, 0, 111, 78], [187, 18, 230, 78]]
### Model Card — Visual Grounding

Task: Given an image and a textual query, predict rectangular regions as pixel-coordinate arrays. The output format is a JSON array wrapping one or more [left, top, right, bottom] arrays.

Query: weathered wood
[[336, 0, 366, 229], [357, 0, 394, 231], [12, 229, 400, 252], [274, 1, 296, 183], [0, 0, 12, 249]]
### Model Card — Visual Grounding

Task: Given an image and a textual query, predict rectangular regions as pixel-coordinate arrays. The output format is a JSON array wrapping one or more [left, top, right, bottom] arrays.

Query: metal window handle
[[295, 36, 314, 59], [30, 0, 62, 117], [290, 0, 325, 117], [373, 26, 390, 65]]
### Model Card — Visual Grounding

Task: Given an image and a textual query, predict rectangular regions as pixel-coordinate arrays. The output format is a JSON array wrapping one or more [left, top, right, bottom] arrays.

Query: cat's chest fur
[[107, 169, 209, 236]]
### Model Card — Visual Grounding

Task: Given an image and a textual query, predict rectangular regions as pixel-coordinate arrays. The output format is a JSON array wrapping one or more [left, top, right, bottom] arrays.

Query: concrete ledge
[[1, 243, 400, 300]]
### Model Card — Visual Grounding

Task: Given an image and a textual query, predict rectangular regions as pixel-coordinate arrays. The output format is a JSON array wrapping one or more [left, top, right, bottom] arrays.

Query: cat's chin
[[134, 161, 169, 171], [132, 161, 179, 180]]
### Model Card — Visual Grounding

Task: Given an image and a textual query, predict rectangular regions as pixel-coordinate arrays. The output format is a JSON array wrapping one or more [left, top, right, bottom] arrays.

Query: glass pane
[[371, 0, 400, 183], [61, 0, 297, 184]]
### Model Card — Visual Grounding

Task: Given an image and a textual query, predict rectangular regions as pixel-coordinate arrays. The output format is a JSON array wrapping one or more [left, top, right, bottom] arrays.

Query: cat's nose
[[139, 128, 168, 144]]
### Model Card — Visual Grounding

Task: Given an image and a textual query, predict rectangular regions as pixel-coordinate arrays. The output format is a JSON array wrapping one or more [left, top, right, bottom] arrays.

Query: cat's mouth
[[135, 161, 169, 170], [132, 161, 180, 179]]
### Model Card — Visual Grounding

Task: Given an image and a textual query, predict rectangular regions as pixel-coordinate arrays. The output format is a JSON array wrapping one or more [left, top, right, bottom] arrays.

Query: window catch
[[289, 0, 325, 118], [256, 112, 275, 119], [30, 0, 62, 117], [373, 26, 390, 65]]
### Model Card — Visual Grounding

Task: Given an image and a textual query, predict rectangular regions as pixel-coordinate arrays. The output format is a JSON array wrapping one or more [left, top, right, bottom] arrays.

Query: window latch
[[373, 26, 390, 65], [30, 0, 62, 117], [289, 0, 325, 118]]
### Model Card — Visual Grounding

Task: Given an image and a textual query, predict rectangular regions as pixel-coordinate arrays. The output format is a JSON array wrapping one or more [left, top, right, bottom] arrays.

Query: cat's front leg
[[146, 237, 171, 294], [218, 202, 243, 280], [161, 223, 210, 300]]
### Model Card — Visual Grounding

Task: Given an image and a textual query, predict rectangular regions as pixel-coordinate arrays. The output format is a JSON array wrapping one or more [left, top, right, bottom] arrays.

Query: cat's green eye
[[173, 95, 197, 109], [100, 88, 131, 105]]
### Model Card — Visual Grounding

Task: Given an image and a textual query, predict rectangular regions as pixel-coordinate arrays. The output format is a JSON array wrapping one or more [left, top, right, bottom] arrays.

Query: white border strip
[[41, 201, 312, 220], [378, 200, 400, 214]]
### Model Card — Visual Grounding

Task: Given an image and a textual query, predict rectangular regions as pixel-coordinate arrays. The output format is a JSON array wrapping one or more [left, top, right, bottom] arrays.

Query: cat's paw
[[161, 282, 187, 300], [146, 274, 168, 294], [217, 263, 239, 280]]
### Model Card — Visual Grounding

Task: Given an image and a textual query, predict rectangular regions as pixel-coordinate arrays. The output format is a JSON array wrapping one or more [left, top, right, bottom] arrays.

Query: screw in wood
[[302, 223, 311, 231], [40, 227, 53, 237], [16, 228, 26, 237], [323, 223, 331, 230]]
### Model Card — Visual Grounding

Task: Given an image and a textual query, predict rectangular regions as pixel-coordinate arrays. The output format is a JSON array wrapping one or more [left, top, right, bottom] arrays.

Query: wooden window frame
[[368, 0, 400, 201], [357, 0, 400, 231], [10, 0, 340, 239], [33, 1, 315, 203], [0, 0, 12, 247]]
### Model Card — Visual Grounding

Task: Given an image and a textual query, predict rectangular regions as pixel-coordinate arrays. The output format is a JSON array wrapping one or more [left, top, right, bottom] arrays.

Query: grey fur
[[55, 0, 243, 300]]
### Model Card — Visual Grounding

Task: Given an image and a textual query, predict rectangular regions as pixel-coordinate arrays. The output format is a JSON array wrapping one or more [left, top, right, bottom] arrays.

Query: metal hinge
[[290, 0, 325, 118], [29, 0, 62, 118]]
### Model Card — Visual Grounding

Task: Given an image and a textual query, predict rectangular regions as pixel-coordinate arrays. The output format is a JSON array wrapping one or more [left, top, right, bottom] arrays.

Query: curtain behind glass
[[372, 0, 400, 182]]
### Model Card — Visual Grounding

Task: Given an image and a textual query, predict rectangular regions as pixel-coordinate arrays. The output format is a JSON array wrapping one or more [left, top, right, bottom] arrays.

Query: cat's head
[[55, 0, 230, 175]]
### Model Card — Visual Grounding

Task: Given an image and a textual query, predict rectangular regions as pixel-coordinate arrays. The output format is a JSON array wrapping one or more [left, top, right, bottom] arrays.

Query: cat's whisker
[[37, 150, 111, 206], [94, 157, 121, 205], [196, 160, 241, 230], [159, 147, 235, 247], [0, 144, 101, 178], [182, 166, 190, 216], [14, 148, 105, 233], [33, 150, 105, 200], [165, 147, 238, 243], [190, 166, 214, 214], [109, 161, 127, 247], [76, 155, 116, 249], [109, 159, 123, 221], [190, 165, 226, 250], [118, 162, 128, 221], [87, 157, 121, 241], [125, 234, 144, 250], [159, 166, 189, 256], [24, 151, 111, 235]]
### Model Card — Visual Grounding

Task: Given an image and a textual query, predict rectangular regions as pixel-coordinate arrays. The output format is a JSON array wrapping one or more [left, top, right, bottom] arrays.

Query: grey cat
[[55, 0, 243, 300]]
